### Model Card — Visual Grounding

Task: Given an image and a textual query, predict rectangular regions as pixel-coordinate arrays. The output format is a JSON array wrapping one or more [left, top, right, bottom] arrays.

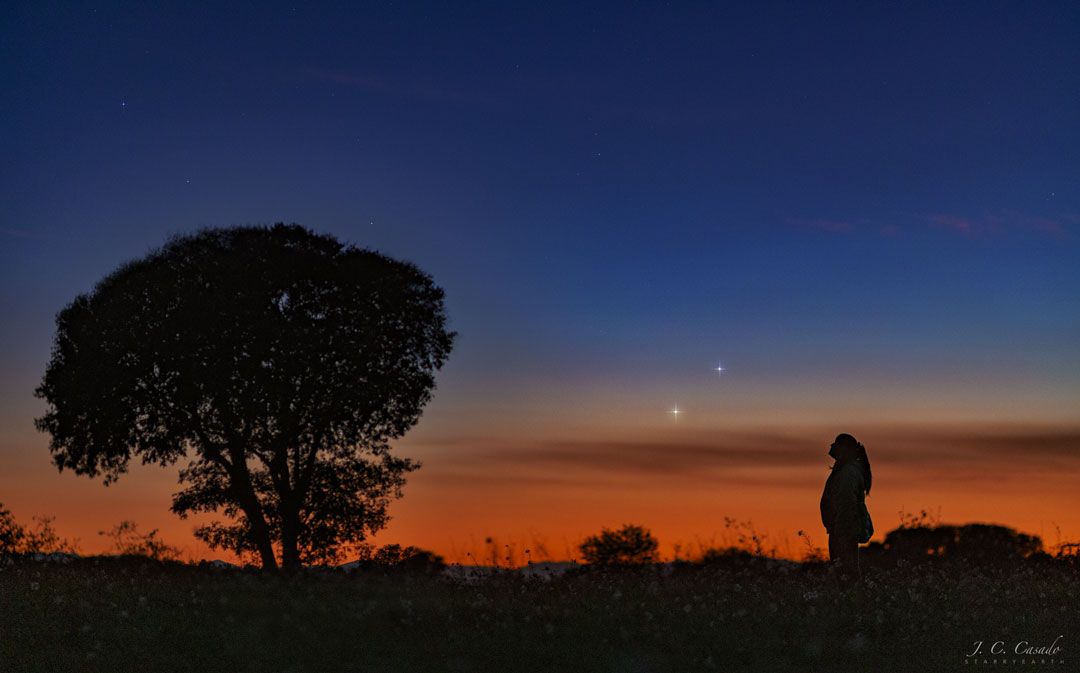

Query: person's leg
[[829, 535, 860, 587], [840, 540, 860, 582]]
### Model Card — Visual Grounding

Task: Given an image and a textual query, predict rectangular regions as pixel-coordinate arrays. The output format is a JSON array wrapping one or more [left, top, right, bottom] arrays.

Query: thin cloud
[[416, 427, 1080, 489], [1009, 213, 1071, 241], [786, 218, 854, 233], [785, 218, 905, 238], [871, 427, 1080, 464], [785, 212, 1069, 241], [927, 213, 973, 233], [510, 439, 817, 474], [1003, 211, 1073, 241], [1031, 217, 1067, 239]]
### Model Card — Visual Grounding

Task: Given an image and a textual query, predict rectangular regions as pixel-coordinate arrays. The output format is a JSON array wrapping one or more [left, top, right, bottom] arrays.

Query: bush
[[699, 546, 755, 564], [99, 521, 181, 561], [373, 544, 445, 571], [579, 524, 659, 566], [882, 523, 1043, 564], [0, 503, 78, 556], [350, 543, 445, 573], [0, 504, 25, 555]]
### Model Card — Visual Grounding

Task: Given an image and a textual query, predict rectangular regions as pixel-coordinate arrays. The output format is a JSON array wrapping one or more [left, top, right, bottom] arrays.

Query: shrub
[[0, 503, 78, 556], [99, 521, 181, 561], [373, 544, 444, 570], [699, 546, 754, 564], [579, 524, 659, 566], [0, 504, 25, 555], [883, 522, 1043, 564], [349, 543, 445, 573]]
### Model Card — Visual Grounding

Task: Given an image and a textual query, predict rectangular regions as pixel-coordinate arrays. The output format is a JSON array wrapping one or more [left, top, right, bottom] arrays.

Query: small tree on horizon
[[0, 504, 26, 555], [99, 521, 181, 561], [0, 503, 79, 556], [579, 524, 660, 566], [35, 224, 454, 571]]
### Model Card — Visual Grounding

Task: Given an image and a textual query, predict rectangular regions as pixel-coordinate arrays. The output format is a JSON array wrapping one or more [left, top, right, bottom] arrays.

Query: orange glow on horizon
[[3, 421, 1078, 565]]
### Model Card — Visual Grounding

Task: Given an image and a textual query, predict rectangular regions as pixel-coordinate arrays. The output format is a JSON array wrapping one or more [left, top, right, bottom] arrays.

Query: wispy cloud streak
[[418, 426, 1080, 490], [927, 213, 974, 233], [786, 218, 854, 233]]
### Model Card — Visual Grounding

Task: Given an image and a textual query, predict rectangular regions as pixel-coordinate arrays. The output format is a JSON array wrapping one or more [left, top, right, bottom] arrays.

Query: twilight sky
[[2, 1, 1078, 561]]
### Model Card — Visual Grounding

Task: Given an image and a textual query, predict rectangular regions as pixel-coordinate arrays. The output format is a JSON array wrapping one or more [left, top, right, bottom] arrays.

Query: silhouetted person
[[820, 433, 873, 585]]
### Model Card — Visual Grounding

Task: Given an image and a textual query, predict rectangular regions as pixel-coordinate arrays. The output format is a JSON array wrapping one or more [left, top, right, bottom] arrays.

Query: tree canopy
[[35, 224, 455, 570], [579, 524, 659, 566]]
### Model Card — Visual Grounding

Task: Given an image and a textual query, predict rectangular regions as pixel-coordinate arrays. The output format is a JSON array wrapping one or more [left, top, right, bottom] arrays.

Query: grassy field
[[1, 554, 1075, 672]]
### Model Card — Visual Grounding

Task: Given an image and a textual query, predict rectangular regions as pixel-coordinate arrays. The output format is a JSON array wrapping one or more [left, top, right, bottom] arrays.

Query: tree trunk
[[280, 498, 301, 572], [280, 507, 302, 570], [243, 500, 279, 571], [227, 461, 278, 571]]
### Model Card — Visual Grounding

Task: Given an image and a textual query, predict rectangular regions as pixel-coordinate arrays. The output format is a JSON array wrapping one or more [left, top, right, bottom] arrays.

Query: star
[[716, 362, 725, 376], [670, 405, 680, 418]]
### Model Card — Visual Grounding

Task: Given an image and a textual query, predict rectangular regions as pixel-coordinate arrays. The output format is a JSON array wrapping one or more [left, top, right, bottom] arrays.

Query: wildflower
[[803, 640, 824, 658], [846, 632, 868, 651]]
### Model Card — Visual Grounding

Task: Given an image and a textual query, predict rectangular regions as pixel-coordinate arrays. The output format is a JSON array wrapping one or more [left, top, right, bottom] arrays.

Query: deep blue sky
[[2, 1, 1078, 554]]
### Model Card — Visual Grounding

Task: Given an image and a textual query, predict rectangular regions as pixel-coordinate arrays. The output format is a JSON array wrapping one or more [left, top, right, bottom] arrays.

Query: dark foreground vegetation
[[2, 544, 1076, 673]]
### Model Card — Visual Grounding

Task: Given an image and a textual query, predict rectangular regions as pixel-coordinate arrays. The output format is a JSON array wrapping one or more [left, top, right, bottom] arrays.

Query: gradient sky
[[2, 1, 1078, 562]]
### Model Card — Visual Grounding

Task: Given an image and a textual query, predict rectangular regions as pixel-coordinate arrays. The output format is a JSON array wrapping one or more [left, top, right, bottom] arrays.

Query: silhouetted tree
[[953, 523, 1042, 561], [0, 504, 25, 555], [0, 504, 78, 556], [883, 524, 959, 559], [359, 543, 445, 573], [99, 521, 181, 561], [883, 523, 1043, 564], [579, 524, 659, 566], [35, 224, 454, 571]]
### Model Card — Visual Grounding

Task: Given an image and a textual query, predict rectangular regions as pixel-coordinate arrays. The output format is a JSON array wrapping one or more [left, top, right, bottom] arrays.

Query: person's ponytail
[[857, 442, 872, 494]]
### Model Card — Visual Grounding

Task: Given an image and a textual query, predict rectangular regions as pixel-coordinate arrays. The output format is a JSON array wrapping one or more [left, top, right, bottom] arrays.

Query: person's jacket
[[820, 461, 873, 542]]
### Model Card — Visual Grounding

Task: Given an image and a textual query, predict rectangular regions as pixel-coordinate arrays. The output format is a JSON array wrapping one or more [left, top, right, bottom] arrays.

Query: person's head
[[829, 433, 860, 461], [829, 433, 871, 493]]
